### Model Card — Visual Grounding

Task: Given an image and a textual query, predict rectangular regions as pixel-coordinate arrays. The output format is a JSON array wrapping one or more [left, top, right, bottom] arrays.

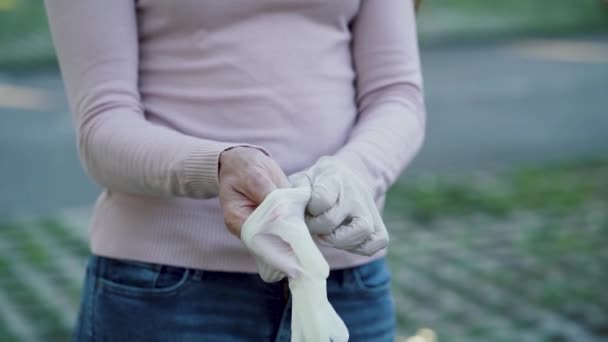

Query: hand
[[218, 146, 289, 237], [290, 156, 389, 256]]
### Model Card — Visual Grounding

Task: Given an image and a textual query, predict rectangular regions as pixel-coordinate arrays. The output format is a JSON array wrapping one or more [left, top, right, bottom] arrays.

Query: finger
[[306, 201, 348, 235], [351, 221, 389, 256], [307, 176, 340, 217], [243, 171, 277, 205], [316, 215, 374, 249]]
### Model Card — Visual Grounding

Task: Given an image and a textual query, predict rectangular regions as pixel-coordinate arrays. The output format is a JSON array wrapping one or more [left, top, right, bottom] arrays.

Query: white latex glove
[[291, 156, 389, 256], [239, 174, 310, 282], [241, 186, 349, 342], [239, 186, 309, 283]]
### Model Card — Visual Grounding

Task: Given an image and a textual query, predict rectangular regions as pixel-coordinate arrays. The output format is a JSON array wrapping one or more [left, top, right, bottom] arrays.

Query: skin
[[218, 146, 290, 237]]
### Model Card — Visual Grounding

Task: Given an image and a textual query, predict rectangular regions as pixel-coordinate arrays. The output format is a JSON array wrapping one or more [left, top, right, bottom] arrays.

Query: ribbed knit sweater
[[44, 0, 425, 272]]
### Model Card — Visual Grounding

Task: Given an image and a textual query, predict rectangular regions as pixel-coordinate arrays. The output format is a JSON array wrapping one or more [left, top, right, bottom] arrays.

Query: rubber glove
[[240, 187, 307, 283], [240, 174, 310, 282], [241, 185, 349, 342], [291, 156, 389, 256]]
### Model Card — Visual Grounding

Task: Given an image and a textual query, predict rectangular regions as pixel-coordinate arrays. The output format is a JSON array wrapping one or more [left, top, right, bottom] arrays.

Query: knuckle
[[218, 173, 236, 187], [245, 172, 268, 191], [247, 168, 267, 182], [323, 209, 344, 228], [309, 197, 339, 218]]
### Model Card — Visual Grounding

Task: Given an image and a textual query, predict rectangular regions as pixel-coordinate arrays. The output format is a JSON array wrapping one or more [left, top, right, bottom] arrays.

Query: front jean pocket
[[351, 258, 392, 293], [97, 256, 191, 298]]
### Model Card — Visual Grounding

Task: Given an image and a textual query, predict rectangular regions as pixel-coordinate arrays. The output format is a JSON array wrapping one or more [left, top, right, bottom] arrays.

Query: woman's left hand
[[290, 157, 389, 256]]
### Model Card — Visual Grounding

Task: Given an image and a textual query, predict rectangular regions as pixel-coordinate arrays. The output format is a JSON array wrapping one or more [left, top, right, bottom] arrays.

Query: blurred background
[[0, 0, 607, 341]]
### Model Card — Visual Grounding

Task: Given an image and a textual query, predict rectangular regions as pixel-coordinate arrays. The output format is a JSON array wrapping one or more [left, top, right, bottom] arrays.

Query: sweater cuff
[[181, 143, 270, 198]]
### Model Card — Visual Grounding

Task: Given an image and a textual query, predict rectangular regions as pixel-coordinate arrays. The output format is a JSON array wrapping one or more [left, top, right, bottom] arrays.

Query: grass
[[0, 0, 607, 68], [0, 0, 54, 69], [0, 160, 606, 340], [386, 159, 608, 222], [417, 0, 608, 42]]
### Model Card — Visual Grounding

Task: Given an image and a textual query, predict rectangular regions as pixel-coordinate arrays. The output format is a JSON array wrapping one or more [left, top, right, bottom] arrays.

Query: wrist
[[219, 145, 268, 179]]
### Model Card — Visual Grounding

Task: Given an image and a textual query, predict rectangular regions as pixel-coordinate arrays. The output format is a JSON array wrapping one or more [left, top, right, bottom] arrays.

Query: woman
[[45, 0, 425, 340]]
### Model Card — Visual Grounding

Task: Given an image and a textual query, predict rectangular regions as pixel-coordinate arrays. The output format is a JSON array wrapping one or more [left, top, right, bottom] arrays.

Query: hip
[[73, 254, 395, 341]]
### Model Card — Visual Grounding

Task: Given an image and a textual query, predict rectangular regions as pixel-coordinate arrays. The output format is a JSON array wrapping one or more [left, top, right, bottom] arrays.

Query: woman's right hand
[[218, 146, 289, 237]]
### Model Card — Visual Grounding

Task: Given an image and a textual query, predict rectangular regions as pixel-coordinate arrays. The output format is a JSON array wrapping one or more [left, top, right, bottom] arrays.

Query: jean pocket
[[351, 258, 392, 293], [97, 256, 191, 298]]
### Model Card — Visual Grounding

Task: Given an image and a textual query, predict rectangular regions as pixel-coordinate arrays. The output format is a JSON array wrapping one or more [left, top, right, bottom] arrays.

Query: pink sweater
[[45, 0, 425, 272]]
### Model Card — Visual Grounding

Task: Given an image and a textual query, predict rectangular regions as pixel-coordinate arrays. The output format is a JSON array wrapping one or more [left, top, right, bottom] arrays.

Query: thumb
[[308, 177, 340, 217]]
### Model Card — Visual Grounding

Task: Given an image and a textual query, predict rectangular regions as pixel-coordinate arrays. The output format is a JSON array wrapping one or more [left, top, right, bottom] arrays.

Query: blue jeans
[[74, 255, 395, 341]]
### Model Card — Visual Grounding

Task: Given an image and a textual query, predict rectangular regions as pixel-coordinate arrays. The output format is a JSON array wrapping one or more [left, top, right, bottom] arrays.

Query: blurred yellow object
[[404, 328, 437, 342], [0, 84, 55, 111], [417, 328, 437, 342], [405, 337, 426, 342], [510, 39, 608, 64], [0, 0, 16, 11]]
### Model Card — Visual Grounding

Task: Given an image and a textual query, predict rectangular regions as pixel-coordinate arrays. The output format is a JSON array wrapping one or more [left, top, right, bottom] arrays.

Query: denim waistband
[[89, 253, 384, 286]]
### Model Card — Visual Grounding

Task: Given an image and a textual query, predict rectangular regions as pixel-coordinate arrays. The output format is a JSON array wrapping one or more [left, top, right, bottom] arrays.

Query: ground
[[387, 160, 608, 340], [0, 161, 607, 341]]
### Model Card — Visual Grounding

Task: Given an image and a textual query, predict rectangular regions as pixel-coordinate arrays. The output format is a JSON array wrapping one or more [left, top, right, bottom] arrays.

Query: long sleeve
[[42, 0, 414, 273], [335, 0, 426, 198], [44, 0, 257, 198]]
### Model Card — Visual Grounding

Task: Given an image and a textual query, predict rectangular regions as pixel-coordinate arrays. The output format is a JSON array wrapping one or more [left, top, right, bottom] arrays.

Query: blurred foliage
[[0, 0, 54, 68], [418, 0, 608, 42], [387, 159, 608, 222], [0, 160, 606, 341], [1, 0, 607, 68], [0, 0, 16, 11]]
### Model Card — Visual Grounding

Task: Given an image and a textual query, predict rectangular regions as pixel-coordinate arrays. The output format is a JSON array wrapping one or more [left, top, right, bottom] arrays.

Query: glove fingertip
[[260, 269, 285, 283], [306, 215, 335, 235], [355, 236, 389, 256]]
